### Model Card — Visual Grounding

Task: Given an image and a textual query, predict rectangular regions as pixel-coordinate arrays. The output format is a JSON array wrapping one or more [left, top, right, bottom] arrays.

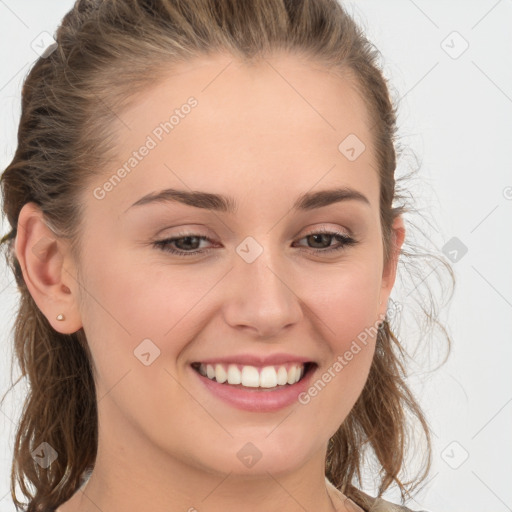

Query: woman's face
[[72, 52, 402, 483]]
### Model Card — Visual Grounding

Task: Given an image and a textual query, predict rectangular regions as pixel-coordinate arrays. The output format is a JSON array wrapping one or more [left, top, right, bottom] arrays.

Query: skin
[[15, 51, 404, 512]]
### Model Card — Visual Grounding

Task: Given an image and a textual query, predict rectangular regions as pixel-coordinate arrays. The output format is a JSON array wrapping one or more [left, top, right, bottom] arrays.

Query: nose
[[221, 245, 303, 339]]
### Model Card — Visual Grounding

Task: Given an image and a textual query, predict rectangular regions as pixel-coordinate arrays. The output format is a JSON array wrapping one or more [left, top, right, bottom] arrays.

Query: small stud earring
[[56, 313, 65, 321]]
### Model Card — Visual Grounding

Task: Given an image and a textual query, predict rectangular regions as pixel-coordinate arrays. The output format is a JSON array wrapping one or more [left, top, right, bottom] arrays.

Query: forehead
[[91, 52, 379, 213]]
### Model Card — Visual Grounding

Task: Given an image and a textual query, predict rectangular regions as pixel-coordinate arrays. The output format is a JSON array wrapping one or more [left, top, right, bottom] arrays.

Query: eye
[[152, 228, 357, 257], [293, 228, 357, 254], [153, 233, 213, 257]]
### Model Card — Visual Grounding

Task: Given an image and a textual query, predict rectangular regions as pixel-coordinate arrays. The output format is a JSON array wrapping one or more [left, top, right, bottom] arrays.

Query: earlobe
[[14, 202, 83, 334]]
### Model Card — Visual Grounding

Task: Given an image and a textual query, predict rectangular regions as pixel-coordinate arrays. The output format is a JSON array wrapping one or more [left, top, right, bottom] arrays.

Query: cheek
[[77, 252, 207, 428], [303, 257, 382, 343], [78, 250, 244, 408], [81, 246, 213, 346], [295, 260, 381, 427]]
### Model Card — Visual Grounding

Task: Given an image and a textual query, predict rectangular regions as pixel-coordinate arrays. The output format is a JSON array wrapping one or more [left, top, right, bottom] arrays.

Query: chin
[[190, 430, 319, 477]]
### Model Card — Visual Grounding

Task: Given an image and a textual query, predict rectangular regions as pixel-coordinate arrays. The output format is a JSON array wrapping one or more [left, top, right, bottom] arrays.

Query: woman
[[0, 1, 452, 511]]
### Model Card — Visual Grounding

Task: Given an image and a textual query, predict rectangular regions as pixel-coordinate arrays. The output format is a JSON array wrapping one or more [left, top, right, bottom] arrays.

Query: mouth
[[190, 361, 316, 390]]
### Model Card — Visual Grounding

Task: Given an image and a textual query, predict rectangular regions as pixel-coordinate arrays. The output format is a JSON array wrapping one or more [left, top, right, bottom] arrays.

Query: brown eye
[[153, 234, 213, 257], [294, 229, 357, 254]]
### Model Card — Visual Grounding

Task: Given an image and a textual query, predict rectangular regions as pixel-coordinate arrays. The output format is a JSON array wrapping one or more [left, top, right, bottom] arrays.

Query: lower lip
[[191, 364, 317, 412]]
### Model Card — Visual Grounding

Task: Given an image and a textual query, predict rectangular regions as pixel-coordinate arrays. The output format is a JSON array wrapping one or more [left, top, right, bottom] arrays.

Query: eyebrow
[[125, 186, 371, 214]]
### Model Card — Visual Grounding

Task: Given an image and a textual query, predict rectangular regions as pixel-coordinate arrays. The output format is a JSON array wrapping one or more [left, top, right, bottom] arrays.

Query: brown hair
[[0, 1, 454, 510]]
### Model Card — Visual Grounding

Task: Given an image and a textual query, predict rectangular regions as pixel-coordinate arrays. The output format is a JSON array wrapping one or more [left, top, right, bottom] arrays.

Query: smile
[[191, 362, 314, 389]]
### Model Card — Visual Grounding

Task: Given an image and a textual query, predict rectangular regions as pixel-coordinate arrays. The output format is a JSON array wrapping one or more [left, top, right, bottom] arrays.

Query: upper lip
[[192, 353, 315, 366]]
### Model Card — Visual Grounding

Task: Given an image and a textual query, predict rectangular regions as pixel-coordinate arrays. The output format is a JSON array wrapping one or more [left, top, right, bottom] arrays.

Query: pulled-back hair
[[0, 1, 453, 510]]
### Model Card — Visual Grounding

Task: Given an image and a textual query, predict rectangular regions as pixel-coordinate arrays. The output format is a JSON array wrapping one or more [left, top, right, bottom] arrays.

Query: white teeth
[[197, 362, 307, 388], [215, 364, 227, 383], [260, 366, 277, 388], [276, 366, 288, 385], [227, 364, 241, 385], [241, 366, 260, 387]]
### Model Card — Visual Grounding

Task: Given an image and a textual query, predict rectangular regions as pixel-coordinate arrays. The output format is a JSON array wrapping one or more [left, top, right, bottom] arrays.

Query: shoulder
[[355, 489, 428, 512], [324, 478, 429, 512]]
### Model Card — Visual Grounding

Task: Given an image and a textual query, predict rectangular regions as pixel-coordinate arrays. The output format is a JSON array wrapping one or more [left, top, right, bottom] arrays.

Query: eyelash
[[152, 228, 357, 257]]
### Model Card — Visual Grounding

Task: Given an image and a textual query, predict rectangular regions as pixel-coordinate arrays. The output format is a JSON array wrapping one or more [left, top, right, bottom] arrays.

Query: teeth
[[276, 366, 288, 385], [215, 364, 227, 383], [227, 364, 241, 385], [199, 363, 306, 388], [206, 364, 215, 380], [241, 366, 260, 387], [260, 366, 277, 388], [287, 366, 297, 385]]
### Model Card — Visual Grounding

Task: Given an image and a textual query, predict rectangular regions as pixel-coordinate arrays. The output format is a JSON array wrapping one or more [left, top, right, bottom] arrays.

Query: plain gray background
[[0, 1, 511, 511]]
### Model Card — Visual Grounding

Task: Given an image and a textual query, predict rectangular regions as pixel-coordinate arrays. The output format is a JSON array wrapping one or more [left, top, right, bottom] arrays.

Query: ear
[[378, 215, 405, 320], [14, 202, 83, 334]]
